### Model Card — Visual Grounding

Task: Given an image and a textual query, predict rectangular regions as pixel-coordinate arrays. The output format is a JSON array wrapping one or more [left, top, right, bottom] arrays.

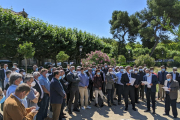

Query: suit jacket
[[50, 77, 66, 104], [86, 72, 93, 89], [3, 94, 34, 120], [66, 72, 80, 88], [106, 72, 118, 89], [169, 72, 180, 86], [143, 74, 158, 93], [133, 73, 140, 85], [0, 68, 5, 81], [164, 79, 179, 100], [158, 71, 168, 85], [121, 73, 136, 87], [33, 79, 43, 101]]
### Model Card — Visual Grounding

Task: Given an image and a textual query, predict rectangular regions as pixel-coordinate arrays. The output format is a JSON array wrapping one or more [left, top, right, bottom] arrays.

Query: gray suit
[[106, 72, 118, 89], [164, 79, 179, 117], [164, 80, 179, 100], [106, 72, 118, 105]]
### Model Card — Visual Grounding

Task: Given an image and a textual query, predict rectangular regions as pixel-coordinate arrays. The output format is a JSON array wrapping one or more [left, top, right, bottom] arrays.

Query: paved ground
[[47, 94, 180, 120]]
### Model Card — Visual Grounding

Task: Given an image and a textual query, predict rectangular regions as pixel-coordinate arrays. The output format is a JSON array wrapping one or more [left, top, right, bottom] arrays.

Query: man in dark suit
[[138, 66, 146, 101], [67, 66, 80, 114], [48, 67, 57, 81], [50, 70, 66, 120], [163, 74, 179, 118], [142, 69, 158, 114], [86, 68, 94, 101], [158, 65, 168, 101], [133, 68, 140, 103], [0, 64, 8, 90], [121, 66, 136, 111], [169, 67, 180, 85], [33, 72, 44, 120]]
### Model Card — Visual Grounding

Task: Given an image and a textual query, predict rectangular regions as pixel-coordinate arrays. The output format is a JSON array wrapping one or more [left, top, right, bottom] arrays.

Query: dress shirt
[[6, 84, 17, 99], [116, 72, 123, 85], [173, 73, 176, 80], [34, 79, 44, 99], [12, 93, 22, 103], [166, 81, 171, 94], [4, 77, 9, 88], [39, 75, 50, 92], [147, 74, 152, 88], [4, 69, 7, 79]]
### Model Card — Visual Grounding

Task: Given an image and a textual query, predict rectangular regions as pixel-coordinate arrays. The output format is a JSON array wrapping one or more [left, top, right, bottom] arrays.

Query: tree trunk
[[25, 57, 27, 73], [54, 58, 57, 67], [150, 39, 159, 56]]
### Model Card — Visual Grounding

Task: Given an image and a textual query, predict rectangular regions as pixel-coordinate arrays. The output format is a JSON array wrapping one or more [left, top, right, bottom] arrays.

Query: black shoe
[[144, 110, 150, 112], [114, 98, 117, 100], [163, 113, 169, 116], [73, 108, 80, 112], [174, 116, 177, 118], [100, 104, 104, 107], [136, 101, 140, 104], [68, 110, 72, 114], [62, 115, 67, 118], [112, 103, 117, 106], [125, 107, 128, 111], [108, 104, 112, 107], [132, 108, 137, 111], [90, 99, 94, 101], [118, 102, 121, 105]]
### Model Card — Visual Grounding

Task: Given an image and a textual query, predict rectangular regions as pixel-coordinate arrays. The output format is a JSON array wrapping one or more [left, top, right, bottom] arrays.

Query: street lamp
[[128, 50, 130, 62], [79, 45, 83, 64]]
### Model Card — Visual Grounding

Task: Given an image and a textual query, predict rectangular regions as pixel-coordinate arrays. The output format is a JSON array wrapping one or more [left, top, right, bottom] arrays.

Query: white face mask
[[23, 72, 26, 76], [31, 81, 36, 87], [46, 73, 49, 77]]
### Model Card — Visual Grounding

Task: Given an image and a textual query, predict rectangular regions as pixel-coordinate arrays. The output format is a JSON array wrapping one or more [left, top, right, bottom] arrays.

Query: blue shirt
[[116, 72, 123, 85], [4, 77, 9, 88], [39, 75, 50, 92], [78, 73, 89, 87], [12, 93, 23, 103], [6, 84, 17, 99]]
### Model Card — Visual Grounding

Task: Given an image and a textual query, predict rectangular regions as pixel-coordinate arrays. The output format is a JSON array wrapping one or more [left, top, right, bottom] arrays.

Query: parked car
[[52, 62, 61, 66], [44, 62, 52, 67]]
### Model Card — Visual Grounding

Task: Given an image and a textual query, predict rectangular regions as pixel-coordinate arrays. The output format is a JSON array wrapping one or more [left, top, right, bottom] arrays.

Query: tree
[[132, 48, 150, 59], [135, 54, 155, 67], [17, 42, 35, 72], [117, 55, 126, 65], [137, 0, 180, 56], [109, 11, 139, 57], [56, 51, 70, 63]]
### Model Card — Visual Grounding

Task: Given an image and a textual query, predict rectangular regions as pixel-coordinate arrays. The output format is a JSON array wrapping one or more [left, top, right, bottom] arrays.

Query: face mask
[[72, 70, 75, 73], [63, 74, 65, 78], [105, 66, 107, 68], [97, 72, 100, 75], [31, 81, 36, 87], [59, 76, 62, 80], [38, 76, 42, 80], [150, 70, 154, 73], [36, 68, 38, 71], [174, 71, 177, 73], [146, 73, 150, 77], [21, 96, 27, 101], [85, 70, 88, 72], [129, 70, 132, 73], [134, 71, 138, 74], [46, 73, 49, 78], [51, 68, 53, 72], [112, 68, 115, 71], [120, 69, 124, 72], [139, 69, 142, 71], [6, 67, 8, 70], [23, 72, 26, 76], [20, 81, 23, 84], [83, 71, 86, 74], [13, 66, 16, 68], [100, 69, 102, 72], [102, 67, 104, 69], [92, 68, 95, 71], [167, 79, 171, 81], [162, 69, 165, 71]]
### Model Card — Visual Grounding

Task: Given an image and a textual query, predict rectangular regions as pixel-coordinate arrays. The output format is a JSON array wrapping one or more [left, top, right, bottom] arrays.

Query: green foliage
[[132, 47, 150, 59], [56, 51, 70, 62], [153, 46, 168, 59], [117, 55, 126, 64], [17, 42, 35, 59], [135, 54, 155, 67], [173, 56, 180, 63]]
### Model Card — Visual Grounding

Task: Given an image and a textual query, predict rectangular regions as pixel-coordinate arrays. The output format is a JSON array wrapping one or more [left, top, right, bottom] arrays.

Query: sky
[[1, 0, 147, 39]]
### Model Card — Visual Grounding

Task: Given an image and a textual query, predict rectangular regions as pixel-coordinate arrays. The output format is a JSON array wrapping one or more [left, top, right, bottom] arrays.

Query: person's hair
[[70, 66, 75, 70], [134, 68, 138, 71], [52, 67, 56, 71], [125, 65, 130, 70], [145, 69, 150, 72], [33, 72, 40, 77], [173, 67, 177, 70], [41, 68, 47, 74], [81, 67, 84, 70], [47, 65, 52, 69], [33, 65, 37, 68], [24, 75, 33, 83], [139, 66, 142, 68], [59, 70, 64, 73], [6, 70, 12, 76], [96, 69, 100, 73], [53, 70, 60, 77], [13, 63, 18, 66], [9, 73, 22, 85], [38, 67, 43, 71], [161, 65, 165, 68], [15, 83, 30, 93]]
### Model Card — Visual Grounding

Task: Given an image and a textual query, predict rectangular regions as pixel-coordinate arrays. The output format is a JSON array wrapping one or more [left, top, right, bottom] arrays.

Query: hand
[[168, 88, 171, 91], [31, 109, 38, 116], [99, 87, 101, 90], [29, 106, 36, 111], [84, 86, 87, 89], [64, 95, 66, 99], [126, 83, 131, 86], [150, 83, 153, 86], [141, 83, 145, 85]]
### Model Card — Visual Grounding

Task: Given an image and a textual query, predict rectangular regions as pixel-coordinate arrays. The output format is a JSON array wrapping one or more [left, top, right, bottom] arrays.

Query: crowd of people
[[0, 63, 179, 120]]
